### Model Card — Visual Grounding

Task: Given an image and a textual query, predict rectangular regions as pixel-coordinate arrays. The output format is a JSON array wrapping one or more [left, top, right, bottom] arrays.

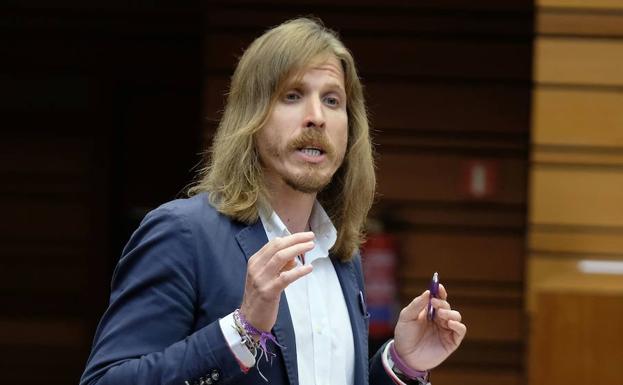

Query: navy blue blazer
[[80, 193, 394, 385]]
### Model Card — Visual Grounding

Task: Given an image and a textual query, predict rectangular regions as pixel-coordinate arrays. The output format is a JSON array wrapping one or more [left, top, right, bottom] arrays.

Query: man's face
[[256, 56, 348, 194]]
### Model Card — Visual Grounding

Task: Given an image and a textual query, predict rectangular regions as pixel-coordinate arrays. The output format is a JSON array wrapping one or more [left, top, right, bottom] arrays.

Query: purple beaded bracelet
[[389, 342, 429, 380]]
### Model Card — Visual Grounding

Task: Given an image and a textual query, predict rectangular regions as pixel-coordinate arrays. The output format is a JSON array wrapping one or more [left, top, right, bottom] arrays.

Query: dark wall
[[2, 3, 202, 384]]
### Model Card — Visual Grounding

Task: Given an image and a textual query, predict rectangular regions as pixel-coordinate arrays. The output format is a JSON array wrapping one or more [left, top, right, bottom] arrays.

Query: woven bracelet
[[389, 342, 429, 381], [233, 309, 284, 362]]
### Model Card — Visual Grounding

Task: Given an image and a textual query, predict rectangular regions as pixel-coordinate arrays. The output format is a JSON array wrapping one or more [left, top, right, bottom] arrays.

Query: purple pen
[[427, 272, 439, 321]]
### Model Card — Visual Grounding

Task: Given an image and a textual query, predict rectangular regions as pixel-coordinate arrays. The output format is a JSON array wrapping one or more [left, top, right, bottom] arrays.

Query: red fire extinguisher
[[361, 219, 399, 340]]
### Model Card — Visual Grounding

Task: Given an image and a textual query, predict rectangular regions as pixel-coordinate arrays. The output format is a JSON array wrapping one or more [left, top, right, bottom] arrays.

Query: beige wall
[[528, 1, 623, 383]]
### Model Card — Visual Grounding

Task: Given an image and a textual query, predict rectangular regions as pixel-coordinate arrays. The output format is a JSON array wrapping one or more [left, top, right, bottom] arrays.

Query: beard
[[264, 129, 343, 194], [283, 164, 333, 194]]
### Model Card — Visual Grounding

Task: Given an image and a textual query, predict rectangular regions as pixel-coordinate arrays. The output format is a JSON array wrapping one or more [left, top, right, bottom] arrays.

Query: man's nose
[[304, 97, 325, 129]]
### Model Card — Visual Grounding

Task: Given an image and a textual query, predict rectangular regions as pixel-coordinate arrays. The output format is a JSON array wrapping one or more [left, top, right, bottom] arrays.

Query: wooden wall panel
[[367, 83, 530, 134], [535, 38, 623, 85], [531, 167, 623, 226], [529, 290, 623, 384], [533, 88, 623, 147], [533, 147, 623, 167], [401, 233, 524, 282], [205, 74, 531, 136], [538, 0, 623, 8], [529, 229, 623, 255], [207, 7, 531, 36], [526, 256, 623, 311], [529, 1, 623, 383], [221, 0, 531, 9], [206, 34, 531, 80], [392, 205, 525, 229], [537, 11, 623, 37], [377, 153, 526, 204]]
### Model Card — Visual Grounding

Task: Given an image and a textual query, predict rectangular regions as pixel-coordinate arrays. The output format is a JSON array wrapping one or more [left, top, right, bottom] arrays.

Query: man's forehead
[[309, 56, 344, 78], [284, 56, 345, 87]]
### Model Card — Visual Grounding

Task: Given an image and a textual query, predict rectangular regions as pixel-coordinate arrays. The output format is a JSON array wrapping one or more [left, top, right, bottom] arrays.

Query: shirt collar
[[258, 201, 337, 264]]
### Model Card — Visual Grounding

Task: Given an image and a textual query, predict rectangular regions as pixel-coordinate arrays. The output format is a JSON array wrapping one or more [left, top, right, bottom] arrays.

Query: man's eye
[[324, 96, 339, 106], [284, 92, 300, 101]]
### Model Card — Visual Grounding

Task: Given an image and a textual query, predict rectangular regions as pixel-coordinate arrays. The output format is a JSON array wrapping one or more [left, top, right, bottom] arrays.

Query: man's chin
[[284, 174, 332, 194]]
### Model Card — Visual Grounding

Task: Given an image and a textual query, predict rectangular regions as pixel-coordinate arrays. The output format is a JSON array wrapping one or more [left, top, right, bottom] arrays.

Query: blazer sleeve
[[369, 342, 402, 385], [80, 207, 244, 385]]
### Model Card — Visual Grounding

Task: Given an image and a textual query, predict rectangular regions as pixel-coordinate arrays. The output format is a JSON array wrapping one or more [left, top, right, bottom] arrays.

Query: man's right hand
[[239, 231, 315, 332]]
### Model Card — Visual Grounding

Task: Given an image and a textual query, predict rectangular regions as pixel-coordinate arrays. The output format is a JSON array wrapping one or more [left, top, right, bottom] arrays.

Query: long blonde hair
[[189, 17, 375, 261]]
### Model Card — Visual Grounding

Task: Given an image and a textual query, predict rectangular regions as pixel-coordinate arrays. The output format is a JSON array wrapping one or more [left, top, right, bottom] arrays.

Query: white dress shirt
[[219, 202, 408, 385], [220, 201, 354, 385]]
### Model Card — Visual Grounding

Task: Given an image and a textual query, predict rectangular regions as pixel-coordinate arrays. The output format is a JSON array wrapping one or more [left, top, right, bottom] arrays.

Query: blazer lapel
[[332, 257, 369, 385], [235, 220, 299, 385]]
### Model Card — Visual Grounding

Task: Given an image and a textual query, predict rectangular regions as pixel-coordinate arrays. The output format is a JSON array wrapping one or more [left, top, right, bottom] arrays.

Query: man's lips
[[298, 146, 325, 156], [295, 147, 327, 163]]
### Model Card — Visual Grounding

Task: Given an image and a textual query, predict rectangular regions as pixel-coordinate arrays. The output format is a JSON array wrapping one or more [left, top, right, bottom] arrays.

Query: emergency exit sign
[[460, 159, 499, 199]]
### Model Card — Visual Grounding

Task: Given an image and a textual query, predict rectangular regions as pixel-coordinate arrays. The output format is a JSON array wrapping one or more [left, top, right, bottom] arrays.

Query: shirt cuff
[[219, 313, 256, 371], [381, 340, 408, 385]]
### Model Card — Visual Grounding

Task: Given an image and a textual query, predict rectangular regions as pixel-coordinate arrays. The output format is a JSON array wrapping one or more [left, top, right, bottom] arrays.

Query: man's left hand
[[393, 284, 467, 371]]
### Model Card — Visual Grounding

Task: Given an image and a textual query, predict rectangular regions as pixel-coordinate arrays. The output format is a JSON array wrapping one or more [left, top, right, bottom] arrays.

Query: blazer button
[[210, 369, 220, 382]]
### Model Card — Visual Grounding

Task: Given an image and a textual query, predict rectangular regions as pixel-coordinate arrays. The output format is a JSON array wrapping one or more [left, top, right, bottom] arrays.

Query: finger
[[399, 290, 430, 321], [436, 308, 462, 323], [265, 240, 315, 273], [274, 264, 314, 290], [431, 297, 451, 311], [417, 306, 428, 322], [447, 320, 467, 345], [438, 283, 448, 300], [251, 232, 315, 265], [282, 258, 297, 272]]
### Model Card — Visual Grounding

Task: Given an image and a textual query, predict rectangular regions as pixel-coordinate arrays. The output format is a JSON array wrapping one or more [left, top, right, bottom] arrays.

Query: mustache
[[286, 130, 335, 157]]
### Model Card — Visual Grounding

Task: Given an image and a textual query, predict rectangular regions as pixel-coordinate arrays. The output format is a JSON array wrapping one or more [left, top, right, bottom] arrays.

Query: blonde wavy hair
[[189, 17, 376, 261]]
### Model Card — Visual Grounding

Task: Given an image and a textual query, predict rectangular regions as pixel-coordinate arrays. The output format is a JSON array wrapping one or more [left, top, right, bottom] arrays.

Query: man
[[80, 18, 466, 385]]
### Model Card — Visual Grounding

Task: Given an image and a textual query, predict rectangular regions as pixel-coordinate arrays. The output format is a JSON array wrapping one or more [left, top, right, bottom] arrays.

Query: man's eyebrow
[[326, 84, 347, 101], [283, 79, 304, 90], [325, 80, 346, 94], [282, 78, 346, 98]]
